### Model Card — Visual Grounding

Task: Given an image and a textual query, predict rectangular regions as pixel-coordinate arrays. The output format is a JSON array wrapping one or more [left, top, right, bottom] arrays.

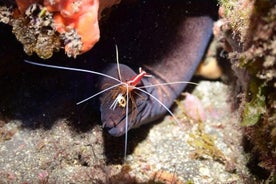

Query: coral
[[219, 0, 254, 43], [216, 0, 276, 181], [0, 120, 18, 142], [43, 0, 100, 57], [15, 0, 41, 13], [0, 0, 120, 58], [0, 6, 13, 24], [188, 121, 226, 164], [150, 170, 183, 184], [12, 4, 61, 59], [178, 93, 206, 122]]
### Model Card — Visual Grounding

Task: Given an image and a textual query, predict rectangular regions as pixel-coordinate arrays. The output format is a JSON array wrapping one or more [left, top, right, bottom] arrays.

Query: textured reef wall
[[0, 0, 120, 58], [216, 0, 276, 181], [0, 0, 275, 183]]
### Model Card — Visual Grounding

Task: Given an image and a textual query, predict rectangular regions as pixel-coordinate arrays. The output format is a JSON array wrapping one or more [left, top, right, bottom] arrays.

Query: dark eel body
[[98, 2, 217, 136]]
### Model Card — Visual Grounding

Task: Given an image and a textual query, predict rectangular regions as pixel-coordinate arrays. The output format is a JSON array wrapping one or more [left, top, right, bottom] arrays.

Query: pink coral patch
[[183, 92, 206, 122]]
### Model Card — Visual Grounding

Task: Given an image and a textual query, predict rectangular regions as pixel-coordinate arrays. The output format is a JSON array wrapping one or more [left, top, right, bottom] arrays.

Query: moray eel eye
[[110, 93, 127, 110], [118, 95, 126, 107]]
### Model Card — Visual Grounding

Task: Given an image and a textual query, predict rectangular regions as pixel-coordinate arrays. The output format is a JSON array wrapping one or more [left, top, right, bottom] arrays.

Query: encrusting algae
[[12, 4, 61, 59], [216, 0, 276, 181]]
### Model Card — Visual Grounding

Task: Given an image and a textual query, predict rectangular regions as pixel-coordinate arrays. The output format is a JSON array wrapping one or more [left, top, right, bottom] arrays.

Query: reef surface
[[0, 0, 275, 183]]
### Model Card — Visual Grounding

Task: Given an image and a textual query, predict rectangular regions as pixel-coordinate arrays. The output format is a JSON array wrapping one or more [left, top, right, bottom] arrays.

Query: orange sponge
[[14, 0, 120, 57], [44, 0, 100, 56]]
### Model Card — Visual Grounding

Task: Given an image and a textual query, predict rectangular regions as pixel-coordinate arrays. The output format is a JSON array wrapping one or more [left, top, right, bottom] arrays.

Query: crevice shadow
[[0, 23, 101, 131]]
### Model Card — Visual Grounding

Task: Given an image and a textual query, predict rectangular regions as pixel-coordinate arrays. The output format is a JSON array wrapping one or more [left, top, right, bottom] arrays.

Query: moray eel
[[99, 6, 215, 137]]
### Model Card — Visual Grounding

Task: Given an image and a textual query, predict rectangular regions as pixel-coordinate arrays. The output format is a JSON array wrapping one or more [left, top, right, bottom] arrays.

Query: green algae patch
[[188, 122, 226, 164], [216, 0, 276, 180], [241, 83, 266, 126]]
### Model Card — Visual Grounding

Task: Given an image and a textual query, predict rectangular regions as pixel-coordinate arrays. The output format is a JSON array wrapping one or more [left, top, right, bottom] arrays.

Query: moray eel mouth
[[101, 92, 148, 137]]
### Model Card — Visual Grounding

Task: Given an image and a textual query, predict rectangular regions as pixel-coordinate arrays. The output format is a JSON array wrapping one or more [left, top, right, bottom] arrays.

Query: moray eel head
[[99, 64, 151, 137]]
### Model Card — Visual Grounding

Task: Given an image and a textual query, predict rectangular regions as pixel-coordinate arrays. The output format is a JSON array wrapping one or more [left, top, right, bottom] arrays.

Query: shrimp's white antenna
[[124, 84, 129, 161], [77, 83, 123, 105], [115, 44, 122, 81], [24, 60, 121, 83], [139, 81, 198, 89], [135, 87, 180, 125]]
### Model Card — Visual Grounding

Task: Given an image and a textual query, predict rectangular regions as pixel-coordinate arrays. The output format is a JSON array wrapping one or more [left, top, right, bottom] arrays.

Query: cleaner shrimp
[[24, 45, 198, 160]]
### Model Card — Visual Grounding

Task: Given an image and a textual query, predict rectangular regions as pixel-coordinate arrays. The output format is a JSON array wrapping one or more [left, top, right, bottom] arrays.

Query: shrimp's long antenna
[[124, 84, 129, 161], [24, 60, 121, 83], [114, 45, 129, 161], [115, 44, 122, 81], [135, 87, 180, 125], [139, 81, 198, 89], [77, 83, 123, 105]]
